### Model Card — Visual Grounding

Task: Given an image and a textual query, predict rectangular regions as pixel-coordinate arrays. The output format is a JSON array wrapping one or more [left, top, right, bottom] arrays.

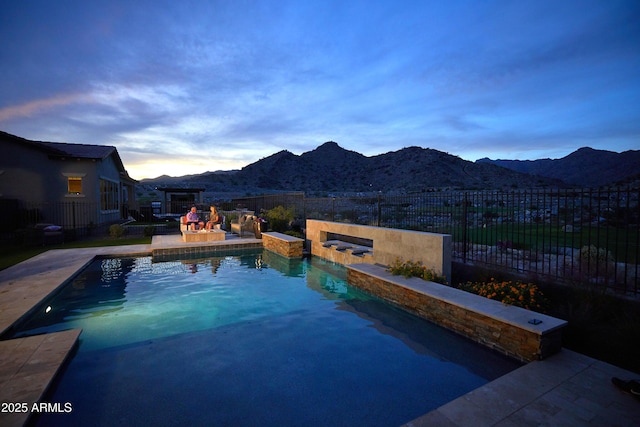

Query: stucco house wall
[[0, 131, 137, 229]]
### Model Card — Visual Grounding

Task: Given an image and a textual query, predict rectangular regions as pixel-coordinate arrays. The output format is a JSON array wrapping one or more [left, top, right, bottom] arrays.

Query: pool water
[[14, 250, 521, 426]]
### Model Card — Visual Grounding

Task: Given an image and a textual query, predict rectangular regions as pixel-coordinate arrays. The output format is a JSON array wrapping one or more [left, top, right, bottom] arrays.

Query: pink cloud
[[0, 93, 93, 121]]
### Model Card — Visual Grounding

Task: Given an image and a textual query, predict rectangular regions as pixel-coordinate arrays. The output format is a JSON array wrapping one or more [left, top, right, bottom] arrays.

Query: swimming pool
[[13, 249, 521, 426]]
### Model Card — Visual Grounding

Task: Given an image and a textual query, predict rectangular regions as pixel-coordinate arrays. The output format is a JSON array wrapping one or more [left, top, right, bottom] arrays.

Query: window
[[67, 177, 83, 194], [63, 173, 86, 196], [100, 179, 119, 211]]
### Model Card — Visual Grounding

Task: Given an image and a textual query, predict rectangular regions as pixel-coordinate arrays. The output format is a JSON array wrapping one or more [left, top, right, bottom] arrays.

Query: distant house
[[156, 187, 205, 215], [0, 131, 137, 232]]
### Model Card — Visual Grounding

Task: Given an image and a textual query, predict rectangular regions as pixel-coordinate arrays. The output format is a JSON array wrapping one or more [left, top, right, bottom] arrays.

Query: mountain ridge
[[476, 147, 640, 187], [142, 142, 635, 194]]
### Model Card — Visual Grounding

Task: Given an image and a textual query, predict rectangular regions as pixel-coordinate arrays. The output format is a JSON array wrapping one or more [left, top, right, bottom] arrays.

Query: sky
[[1, 1, 639, 180]]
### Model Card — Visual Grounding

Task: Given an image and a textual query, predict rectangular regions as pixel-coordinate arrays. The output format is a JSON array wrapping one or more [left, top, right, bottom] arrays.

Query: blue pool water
[[14, 249, 521, 426]]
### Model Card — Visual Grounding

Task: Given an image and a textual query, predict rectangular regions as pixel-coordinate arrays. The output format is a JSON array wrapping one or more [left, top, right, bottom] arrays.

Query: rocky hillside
[[141, 142, 566, 195], [476, 147, 640, 187]]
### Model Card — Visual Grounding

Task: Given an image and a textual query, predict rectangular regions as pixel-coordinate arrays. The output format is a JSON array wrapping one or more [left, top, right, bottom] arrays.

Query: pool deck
[[1, 234, 639, 426]]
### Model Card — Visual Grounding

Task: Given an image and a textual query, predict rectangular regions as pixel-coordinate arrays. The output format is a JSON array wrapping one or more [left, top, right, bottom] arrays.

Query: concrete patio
[[0, 235, 638, 426]]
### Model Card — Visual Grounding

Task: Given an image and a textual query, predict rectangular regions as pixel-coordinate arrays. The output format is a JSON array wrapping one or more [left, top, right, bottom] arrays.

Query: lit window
[[68, 177, 82, 194]]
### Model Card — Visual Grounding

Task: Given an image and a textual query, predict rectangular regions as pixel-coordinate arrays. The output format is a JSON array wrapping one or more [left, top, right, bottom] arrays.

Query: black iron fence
[[232, 188, 640, 294], [0, 199, 129, 243]]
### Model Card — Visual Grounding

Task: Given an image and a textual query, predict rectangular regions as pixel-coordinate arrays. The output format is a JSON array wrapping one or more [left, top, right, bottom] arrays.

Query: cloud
[[0, 93, 95, 121], [1, 1, 639, 179]]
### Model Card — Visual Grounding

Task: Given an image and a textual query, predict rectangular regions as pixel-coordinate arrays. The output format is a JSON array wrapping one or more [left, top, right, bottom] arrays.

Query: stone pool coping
[[1, 235, 639, 426], [0, 329, 81, 427], [0, 244, 151, 427]]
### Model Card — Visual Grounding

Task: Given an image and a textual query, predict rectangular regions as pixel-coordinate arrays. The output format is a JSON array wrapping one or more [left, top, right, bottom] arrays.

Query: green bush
[[387, 258, 447, 284], [265, 205, 294, 232], [109, 224, 125, 238], [143, 226, 156, 237], [166, 221, 179, 230]]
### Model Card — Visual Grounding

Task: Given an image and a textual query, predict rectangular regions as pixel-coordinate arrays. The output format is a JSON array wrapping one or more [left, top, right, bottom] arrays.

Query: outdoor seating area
[[230, 213, 257, 237], [17, 223, 65, 246]]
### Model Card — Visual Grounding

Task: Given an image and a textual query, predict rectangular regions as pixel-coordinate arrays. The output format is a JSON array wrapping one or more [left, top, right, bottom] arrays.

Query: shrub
[[143, 226, 156, 237], [458, 278, 548, 312], [265, 205, 294, 232], [387, 258, 447, 284], [577, 245, 615, 277], [109, 224, 125, 238]]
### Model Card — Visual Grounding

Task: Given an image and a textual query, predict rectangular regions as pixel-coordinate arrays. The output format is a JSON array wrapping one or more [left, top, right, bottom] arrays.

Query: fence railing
[[0, 199, 130, 242], [231, 189, 640, 295]]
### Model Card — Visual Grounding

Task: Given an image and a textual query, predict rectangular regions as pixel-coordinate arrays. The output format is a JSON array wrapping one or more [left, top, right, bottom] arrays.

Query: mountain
[[141, 142, 566, 194], [476, 147, 640, 187]]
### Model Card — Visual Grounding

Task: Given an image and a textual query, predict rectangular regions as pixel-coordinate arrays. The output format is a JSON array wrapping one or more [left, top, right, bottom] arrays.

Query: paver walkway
[[0, 235, 638, 426], [405, 348, 640, 426]]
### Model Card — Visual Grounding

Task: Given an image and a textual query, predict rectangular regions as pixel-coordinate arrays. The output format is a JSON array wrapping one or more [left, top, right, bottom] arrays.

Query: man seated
[[185, 206, 205, 230]]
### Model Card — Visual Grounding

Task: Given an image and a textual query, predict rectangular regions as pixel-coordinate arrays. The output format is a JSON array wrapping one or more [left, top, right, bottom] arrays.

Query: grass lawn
[[0, 236, 152, 271], [452, 224, 638, 262]]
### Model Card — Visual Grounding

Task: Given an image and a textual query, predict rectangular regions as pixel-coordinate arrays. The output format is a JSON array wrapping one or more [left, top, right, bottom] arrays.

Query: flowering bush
[[387, 258, 447, 284], [458, 278, 548, 312]]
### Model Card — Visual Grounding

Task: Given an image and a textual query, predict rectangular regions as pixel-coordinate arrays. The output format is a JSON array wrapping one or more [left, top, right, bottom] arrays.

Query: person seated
[[205, 206, 222, 230], [185, 206, 204, 230]]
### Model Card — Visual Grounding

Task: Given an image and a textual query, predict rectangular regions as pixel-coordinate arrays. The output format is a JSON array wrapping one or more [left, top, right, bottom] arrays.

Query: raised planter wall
[[347, 263, 567, 363], [262, 232, 304, 258]]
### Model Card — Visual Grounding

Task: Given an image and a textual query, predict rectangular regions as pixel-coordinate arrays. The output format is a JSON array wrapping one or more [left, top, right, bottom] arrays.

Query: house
[[0, 131, 137, 234], [156, 187, 205, 215]]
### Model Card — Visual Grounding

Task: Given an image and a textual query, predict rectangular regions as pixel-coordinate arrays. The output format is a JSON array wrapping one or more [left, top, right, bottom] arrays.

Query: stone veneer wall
[[306, 219, 451, 282], [262, 232, 304, 258], [347, 264, 566, 363], [152, 242, 262, 262]]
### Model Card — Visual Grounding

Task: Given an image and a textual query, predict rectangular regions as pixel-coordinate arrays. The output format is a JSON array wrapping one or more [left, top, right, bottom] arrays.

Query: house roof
[[157, 187, 206, 193], [40, 141, 116, 160], [1, 130, 137, 183]]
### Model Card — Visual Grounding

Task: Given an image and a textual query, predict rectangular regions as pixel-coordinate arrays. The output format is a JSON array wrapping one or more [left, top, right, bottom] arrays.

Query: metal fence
[[0, 199, 127, 243], [232, 188, 640, 294]]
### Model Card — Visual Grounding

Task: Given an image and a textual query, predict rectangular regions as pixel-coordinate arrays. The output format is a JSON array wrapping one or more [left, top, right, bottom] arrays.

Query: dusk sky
[[1, 1, 639, 180]]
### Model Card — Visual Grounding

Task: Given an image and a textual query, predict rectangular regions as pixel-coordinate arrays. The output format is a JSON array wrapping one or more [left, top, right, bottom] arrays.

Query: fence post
[[462, 193, 468, 263], [331, 197, 335, 222]]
